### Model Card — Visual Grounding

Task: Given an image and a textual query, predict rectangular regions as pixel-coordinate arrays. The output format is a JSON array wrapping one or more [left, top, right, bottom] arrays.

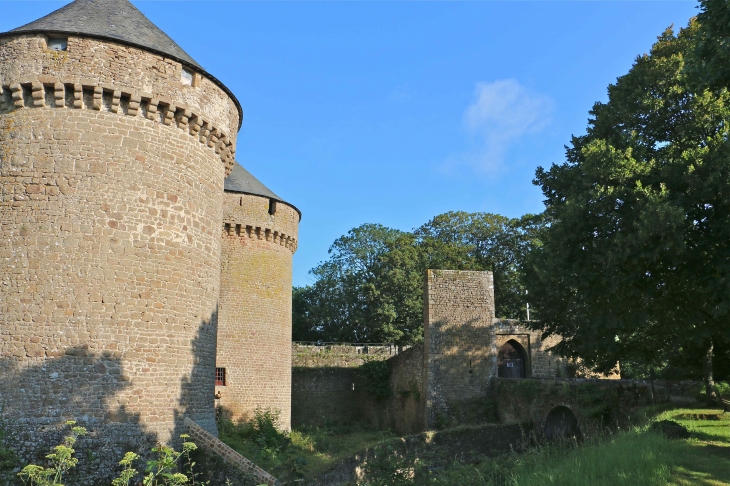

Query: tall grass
[[426, 407, 730, 486], [510, 431, 675, 486]]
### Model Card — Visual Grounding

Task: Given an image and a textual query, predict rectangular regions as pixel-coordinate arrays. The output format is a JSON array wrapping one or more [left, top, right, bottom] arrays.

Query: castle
[[0, 2, 622, 483], [0, 0, 298, 472]]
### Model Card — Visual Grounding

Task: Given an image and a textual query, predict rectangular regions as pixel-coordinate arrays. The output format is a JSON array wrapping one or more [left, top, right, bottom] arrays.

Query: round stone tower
[[0, 0, 239, 467], [216, 163, 299, 429]]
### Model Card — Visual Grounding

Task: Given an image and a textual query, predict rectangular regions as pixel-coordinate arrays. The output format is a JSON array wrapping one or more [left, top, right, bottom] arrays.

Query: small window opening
[[240, 197, 243, 206], [224, 223, 231, 235], [48, 37, 67, 51], [215, 367, 226, 386], [235, 224, 242, 236], [268, 199, 277, 215], [181, 68, 193, 86]]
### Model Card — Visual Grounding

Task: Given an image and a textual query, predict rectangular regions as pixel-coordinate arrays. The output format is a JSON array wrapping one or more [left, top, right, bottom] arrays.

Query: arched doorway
[[497, 339, 527, 378], [544, 406, 581, 441]]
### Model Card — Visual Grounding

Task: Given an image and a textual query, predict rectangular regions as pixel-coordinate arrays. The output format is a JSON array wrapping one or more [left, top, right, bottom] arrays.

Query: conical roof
[[225, 163, 301, 219], [9, 0, 201, 69], [2, 0, 243, 128]]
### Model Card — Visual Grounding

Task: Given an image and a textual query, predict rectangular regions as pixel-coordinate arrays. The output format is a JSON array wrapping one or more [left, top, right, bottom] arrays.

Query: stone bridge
[[493, 378, 655, 439]]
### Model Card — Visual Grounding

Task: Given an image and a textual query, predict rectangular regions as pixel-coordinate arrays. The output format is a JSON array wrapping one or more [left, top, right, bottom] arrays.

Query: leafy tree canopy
[[293, 213, 537, 345], [525, 19, 730, 390], [692, 0, 730, 89]]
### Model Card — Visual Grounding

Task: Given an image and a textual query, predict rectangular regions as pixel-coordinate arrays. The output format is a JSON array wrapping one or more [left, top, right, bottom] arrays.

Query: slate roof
[[2, 0, 243, 128], [9, 0, 201, 69], [225, 163, 301, 219]]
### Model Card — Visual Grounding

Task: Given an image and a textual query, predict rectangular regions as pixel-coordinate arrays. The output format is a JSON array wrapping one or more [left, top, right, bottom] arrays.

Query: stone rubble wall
[[291, 344, 423, 434], [293, 342, 400, 368], [292, 270, 575, 434]]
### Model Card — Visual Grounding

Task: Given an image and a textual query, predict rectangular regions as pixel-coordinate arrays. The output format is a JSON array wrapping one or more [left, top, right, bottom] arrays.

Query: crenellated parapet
[[221, 221, 298, 253], [0, 79, 235, 175]]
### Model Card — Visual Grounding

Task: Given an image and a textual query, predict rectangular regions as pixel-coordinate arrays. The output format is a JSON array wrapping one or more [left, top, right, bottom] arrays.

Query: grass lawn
[[432, 407, 730, 486], [660, 408, 730, 485], [404, 406, 730, 486]]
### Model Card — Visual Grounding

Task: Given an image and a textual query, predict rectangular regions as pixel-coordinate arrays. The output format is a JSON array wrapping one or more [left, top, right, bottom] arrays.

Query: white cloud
[[448, 79, 553, 175]]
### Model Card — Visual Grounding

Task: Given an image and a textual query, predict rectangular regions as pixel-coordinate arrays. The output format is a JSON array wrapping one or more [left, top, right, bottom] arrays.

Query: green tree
[[293, 213, 537, 344], [292, 224, 415, 344], [416, 211, 544, 319], [526, 20, 730, 401], [692, 0, 730, 89]]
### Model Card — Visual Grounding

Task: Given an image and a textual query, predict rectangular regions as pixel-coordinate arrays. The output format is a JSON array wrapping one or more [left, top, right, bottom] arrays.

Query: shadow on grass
[[670, 441, 730, 486]]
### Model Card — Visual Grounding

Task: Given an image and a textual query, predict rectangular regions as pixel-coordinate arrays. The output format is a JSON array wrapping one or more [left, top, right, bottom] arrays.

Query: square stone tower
[[423, 270, 495, 428]]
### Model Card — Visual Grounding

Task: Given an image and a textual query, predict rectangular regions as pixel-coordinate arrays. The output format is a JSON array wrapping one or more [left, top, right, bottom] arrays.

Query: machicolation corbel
[[53, 83, 65, 108], [10, 84, 23, 108], [0, 79, 235, 175], [128, 94, 141, 117], [31, 82, 44, 107]]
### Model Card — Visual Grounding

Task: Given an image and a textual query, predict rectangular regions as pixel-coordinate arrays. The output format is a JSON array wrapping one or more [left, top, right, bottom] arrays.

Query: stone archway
[[544, 406, 581, 441], [497, 339, 527, 378]]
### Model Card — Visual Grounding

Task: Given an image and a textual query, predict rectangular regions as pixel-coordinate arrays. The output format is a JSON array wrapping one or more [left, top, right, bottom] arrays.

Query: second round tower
[[216, 164, 300, 429]]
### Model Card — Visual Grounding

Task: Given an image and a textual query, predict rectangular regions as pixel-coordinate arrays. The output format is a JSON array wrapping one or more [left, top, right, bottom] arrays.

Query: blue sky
[[2, 1, 698, 287]]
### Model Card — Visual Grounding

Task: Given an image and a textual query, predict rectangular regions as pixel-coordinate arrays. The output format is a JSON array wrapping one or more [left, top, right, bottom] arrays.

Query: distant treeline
[[293, 212, 543, 346]]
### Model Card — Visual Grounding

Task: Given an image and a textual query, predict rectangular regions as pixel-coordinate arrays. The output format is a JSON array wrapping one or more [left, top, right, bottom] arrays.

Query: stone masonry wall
[[290, 344, 395, 427], [368, 343, 425, 434], [216, 192, 299, 429], [292, 367, 362, 427], [291, 344, 414, 431], [0, 34, 232, 483], [423, 270, 495, 428], [493, 378, 654, 433], [0, 35, 237, 176]]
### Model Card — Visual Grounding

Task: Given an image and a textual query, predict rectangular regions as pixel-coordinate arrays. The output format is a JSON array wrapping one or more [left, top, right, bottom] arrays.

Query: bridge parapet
[[493, 378, 655, 437]]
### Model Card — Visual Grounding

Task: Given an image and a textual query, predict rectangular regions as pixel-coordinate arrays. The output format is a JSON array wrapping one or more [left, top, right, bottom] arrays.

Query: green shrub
[[357, 360, 392, 400], [16, 421, 206, 486], [18, 421, 87, 486]]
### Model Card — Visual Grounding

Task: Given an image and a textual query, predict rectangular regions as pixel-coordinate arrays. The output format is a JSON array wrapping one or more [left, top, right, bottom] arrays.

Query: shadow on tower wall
[[0, 310, 218, 485], [424, 315, 496, 428]]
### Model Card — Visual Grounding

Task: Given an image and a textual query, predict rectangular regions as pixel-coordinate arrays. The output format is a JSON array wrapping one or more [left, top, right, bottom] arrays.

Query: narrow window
[[224, 222, 231, 235], [181, 68, 193, 86], [48, 37, 67, 51], [268, 199, 277, 215], [215, 367, 226, 386]]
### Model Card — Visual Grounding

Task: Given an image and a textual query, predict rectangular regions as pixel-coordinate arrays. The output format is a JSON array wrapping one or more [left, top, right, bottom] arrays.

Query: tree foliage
[[525, 20, 730, 392], [692, 0, 730, 89], [293, 213, 537, 344]]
